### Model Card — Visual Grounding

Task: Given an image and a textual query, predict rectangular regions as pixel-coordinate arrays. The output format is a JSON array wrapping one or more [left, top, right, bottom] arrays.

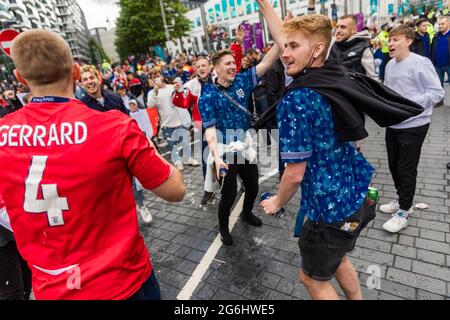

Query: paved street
[[140, 104, 450, 300]]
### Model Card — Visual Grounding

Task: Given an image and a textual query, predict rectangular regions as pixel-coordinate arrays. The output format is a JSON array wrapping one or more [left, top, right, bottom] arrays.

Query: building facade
[[90, 27, 120, 63], [2, 0, 61, 32], [0, 0, 91, 62], [180, 0, 203, 10], [56, 0, 90, 62], [168, 0, 442, 56], [168, 0, 346, 55]]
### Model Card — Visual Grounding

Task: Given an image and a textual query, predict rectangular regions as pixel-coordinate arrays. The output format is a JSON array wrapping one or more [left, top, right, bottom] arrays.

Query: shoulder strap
[[214, 85, 253, 117]]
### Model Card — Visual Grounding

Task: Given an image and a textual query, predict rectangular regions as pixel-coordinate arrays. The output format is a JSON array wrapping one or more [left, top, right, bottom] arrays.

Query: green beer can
[[368, 187, 378, 206]]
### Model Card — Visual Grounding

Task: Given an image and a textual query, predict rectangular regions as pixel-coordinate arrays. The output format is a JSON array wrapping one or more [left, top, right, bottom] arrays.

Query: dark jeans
[[201, 126, 207, 178], [218, 155, 259, 229], [128, 271, 161, 300], [0, 241, 32, 300], [435, 65, 450, 87], [379, 52, 391, 81], [385, 124, 429, 211], [298, 197, 375, 281]]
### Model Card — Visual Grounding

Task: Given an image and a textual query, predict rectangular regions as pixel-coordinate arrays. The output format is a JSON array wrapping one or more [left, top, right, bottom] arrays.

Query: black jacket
[[412, 32, 431, 58], [255, 61, 424, 142], [329, 33, 371, 75], [431, 31, 450, 64], [265, 58, 286, 107], [81, 89, 129, 115]]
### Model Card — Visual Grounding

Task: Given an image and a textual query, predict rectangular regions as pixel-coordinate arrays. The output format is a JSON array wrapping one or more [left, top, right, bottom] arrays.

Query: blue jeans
[[132, 178, 144, 207], [435, 65, 450, 87], [128, 271, 160, 300], [162, 126, 190, 163]]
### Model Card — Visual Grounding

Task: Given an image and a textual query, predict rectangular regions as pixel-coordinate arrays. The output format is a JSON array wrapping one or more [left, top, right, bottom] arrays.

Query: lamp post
[[158, 0, 171, 42], [280, 0, 287, 19], [307, 0, 316, 15], [199, 4, 212, 52]]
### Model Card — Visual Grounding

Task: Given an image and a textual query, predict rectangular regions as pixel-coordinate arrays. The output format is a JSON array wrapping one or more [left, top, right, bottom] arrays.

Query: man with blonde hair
[[0, 29, 185, 299], [79, 64, 128, 114], [257, 0, 375, 300]]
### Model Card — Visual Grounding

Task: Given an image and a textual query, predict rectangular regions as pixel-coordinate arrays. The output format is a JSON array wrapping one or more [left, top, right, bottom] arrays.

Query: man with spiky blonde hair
[[257, 0, 375, 300]]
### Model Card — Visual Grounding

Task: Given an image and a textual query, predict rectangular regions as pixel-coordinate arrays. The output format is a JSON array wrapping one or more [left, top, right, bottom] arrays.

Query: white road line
[[176, 168, 278, 300]]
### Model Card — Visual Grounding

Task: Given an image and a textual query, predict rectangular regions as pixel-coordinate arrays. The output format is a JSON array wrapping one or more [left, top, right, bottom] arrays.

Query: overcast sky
[[77, 0, 120, 29]]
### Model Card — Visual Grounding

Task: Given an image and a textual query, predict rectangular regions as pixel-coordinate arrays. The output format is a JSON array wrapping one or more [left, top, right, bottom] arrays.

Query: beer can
[[219, 167, 228, 178], [367, 187, 379, 206], [260, 192, 285, 218], [260, 192, 273, 202]]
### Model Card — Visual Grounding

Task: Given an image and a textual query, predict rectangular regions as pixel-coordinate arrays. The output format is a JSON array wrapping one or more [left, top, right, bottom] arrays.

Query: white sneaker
[[137, 205, 153, 225], [184, 158, 200, 167], [175, 161, 184, 171], [383, 209, 409, 233], [379, 200, 399, 214]]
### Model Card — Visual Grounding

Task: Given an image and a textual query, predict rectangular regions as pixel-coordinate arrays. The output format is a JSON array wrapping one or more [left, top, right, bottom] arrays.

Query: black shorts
[[298, 197, 376, 281]]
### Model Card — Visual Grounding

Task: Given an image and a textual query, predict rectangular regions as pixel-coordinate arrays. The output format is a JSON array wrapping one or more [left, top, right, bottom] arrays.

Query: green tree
[[89, 38, 111, 66], [115, 0, 191, 60]]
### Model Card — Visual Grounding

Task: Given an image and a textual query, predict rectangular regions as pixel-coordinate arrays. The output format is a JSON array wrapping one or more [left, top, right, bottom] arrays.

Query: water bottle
[[260, 192, 285, 218]]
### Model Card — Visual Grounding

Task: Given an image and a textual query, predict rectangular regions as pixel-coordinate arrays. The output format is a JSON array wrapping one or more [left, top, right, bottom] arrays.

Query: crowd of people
[[0, 0, 448, 301]]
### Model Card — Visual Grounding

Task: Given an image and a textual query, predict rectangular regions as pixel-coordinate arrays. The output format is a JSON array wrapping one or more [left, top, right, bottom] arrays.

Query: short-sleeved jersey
[[198, 67, 259, 144], [277, 89, 374, 236], [0, 97, 172, 300]]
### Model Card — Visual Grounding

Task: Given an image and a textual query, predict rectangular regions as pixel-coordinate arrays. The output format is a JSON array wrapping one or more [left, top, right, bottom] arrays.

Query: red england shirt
[[0, 96, 172, 300]]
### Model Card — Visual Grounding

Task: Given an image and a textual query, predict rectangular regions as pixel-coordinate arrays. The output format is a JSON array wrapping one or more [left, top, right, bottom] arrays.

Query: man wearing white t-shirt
[[147, 72, 199, 171]]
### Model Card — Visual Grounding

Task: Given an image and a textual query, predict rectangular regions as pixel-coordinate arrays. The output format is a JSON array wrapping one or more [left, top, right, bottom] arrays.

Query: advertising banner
[[222, 0, 229, 20], [253, 23, 264, 51], [242, 22, 253, 51], [245, 0, 252, 15], [230, 0, 237, 18], [215, 3, 222, 22], [370, 0, 377, 14], [355, 13, 364, 32], [208, 8, 214, 23]]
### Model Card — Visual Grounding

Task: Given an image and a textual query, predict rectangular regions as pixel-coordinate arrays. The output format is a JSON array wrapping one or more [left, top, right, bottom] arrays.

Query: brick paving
[[140, 105, 450, 300]]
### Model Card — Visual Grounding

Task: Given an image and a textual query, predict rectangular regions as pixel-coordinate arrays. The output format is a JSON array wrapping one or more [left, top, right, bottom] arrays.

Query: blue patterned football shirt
[[277, 88, 375, 236], [198, 67, 259, 144]]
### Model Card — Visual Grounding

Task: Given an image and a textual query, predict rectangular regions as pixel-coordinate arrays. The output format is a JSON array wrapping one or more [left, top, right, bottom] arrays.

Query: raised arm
[[256, 43, 280, 78], [230, 26, 245, 72], [256, 0, 286, 53]]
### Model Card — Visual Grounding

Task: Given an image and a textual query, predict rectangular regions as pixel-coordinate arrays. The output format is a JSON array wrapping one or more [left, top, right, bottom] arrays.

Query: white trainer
[[383, 209, 409, 233], [138, 206, 153, 225], [175, 161, 184, 171], [185, 158, 200, 167], [379, 200, 399, 214]]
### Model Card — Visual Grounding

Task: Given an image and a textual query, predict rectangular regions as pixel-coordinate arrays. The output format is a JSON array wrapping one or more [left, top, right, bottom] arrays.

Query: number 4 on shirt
[[24, 155, 69, 227]]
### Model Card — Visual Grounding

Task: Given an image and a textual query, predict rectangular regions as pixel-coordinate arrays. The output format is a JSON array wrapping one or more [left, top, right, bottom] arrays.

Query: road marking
[[177, 168, 278, 300]]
